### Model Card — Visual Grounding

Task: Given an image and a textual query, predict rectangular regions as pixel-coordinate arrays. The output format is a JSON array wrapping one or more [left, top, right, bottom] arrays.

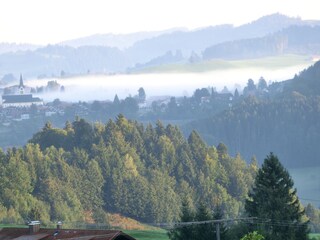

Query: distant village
[[0, 75, 67, 125], [0, 74, 274, 130]]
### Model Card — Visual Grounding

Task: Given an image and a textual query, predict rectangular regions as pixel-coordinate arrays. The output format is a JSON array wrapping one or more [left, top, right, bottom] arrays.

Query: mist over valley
[[25, 62, 310, 102], [0, 8, 320, 238]]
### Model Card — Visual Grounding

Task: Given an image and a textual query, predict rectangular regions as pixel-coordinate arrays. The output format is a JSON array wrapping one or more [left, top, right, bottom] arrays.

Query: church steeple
[[19, 74, 24, 94]]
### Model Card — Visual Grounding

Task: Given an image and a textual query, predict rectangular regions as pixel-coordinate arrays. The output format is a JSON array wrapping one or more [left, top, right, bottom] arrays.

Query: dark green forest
[[169, 153, 310, 240], [0, 116, 257, 226], [188, 61, 320, 168], [189, 92, 320, 167]]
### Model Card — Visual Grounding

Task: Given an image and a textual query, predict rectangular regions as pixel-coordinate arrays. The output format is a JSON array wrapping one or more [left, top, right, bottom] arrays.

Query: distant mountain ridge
[[59, 28, 187, 49], [0, 42, 41, 54], [203, 25, 320, 60], [61, 13, 318, 53], [125, 13, 320, 65], [0, 45, 127, 78], [1, 13, 320, 78]]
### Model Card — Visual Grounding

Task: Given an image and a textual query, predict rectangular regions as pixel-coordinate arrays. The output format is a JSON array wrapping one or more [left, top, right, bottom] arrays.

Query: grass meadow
[[124, 229, 169, 240], [289, 166, 320, 206], [139, 54, 313, 73]]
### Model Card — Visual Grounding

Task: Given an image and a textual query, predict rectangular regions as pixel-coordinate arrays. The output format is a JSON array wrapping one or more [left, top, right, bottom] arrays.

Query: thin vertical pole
[[216, 222, 220, 240]]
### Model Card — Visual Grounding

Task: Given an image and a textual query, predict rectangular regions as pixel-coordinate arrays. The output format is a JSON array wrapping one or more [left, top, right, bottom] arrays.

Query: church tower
[[19, 74, 24, 94]]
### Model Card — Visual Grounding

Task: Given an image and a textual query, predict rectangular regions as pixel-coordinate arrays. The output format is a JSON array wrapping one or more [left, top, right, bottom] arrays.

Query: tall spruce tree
[[168, 198, 195, 240], [245, 153, 309, 240], [194, 202, 214, 240], [169, 201, 227, 240], [213, 207, 227, 240]]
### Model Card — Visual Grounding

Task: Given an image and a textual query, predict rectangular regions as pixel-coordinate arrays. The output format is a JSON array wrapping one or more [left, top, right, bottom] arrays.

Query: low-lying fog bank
[[26, 64, 310, 102]]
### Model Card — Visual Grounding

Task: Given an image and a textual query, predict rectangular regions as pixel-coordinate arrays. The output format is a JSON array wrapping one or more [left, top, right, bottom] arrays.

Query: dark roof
[[2, 94, 42, 104], [0, 228, 136, 240]]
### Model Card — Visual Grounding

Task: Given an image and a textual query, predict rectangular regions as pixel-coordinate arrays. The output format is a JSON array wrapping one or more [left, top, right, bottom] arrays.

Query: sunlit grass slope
[[139, 54, 313, 73], [309, 233, 320, 240], [124, 229, 169, 240]]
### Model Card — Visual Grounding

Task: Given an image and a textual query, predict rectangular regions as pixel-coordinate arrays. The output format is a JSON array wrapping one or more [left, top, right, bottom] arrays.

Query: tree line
[[189, 92, 320, 168], [169, 153, 309, 240]]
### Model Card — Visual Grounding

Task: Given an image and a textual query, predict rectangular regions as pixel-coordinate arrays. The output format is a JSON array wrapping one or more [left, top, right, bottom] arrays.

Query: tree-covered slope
[[284, 60, 320, 96], [0, 116, 257, 225], [187, 61, 320, 168], [203, 25, 320, 60]]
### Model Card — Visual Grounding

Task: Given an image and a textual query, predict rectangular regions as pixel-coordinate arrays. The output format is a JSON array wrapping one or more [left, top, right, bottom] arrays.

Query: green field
[[124, 229, 169, 240], [125, 229, 320, 240], [0, 224, 27, 228], [309, 233, 320, 239], [138, 54, 313, 73]]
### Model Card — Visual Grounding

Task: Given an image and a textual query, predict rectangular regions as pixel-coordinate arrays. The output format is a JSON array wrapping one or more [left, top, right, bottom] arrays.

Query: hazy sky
[[0, 0, 319, 44]]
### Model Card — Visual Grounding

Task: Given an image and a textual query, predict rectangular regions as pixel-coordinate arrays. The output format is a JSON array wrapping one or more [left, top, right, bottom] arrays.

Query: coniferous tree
[[213, 207, 227, 240], [234, 88, 240, 99], [138, 87, 146, 102], [245, 153, 309, 240], [168, 198, 195, 240], [188, 130, 207, 168], [113, 94, 120, 106], [194, 202, 214, 240]]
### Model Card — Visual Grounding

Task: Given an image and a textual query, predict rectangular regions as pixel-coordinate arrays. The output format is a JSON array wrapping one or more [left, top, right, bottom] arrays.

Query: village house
[[0, 221, 137, 240]]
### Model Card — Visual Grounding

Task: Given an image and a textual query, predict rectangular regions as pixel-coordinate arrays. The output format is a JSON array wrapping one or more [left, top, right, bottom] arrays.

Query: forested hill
[[187, 61, 320, 168], [0, 116, 257, 225], [284, 60, 320, 96], [203, 25, 320, 60]]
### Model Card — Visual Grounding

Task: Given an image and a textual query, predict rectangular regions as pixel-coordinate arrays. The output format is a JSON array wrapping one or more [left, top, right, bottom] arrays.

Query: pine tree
[[188, 130, 207, 167], [138, 87, 146, 102], [168, 198, 195, 240], [245, 153, 309, 240], [213, 207, 227, 240], [194, 202, 214, 240]]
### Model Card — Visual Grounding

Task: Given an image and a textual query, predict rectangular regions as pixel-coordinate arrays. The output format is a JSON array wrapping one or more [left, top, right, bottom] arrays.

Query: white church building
[[1, 75, 43, 108]]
